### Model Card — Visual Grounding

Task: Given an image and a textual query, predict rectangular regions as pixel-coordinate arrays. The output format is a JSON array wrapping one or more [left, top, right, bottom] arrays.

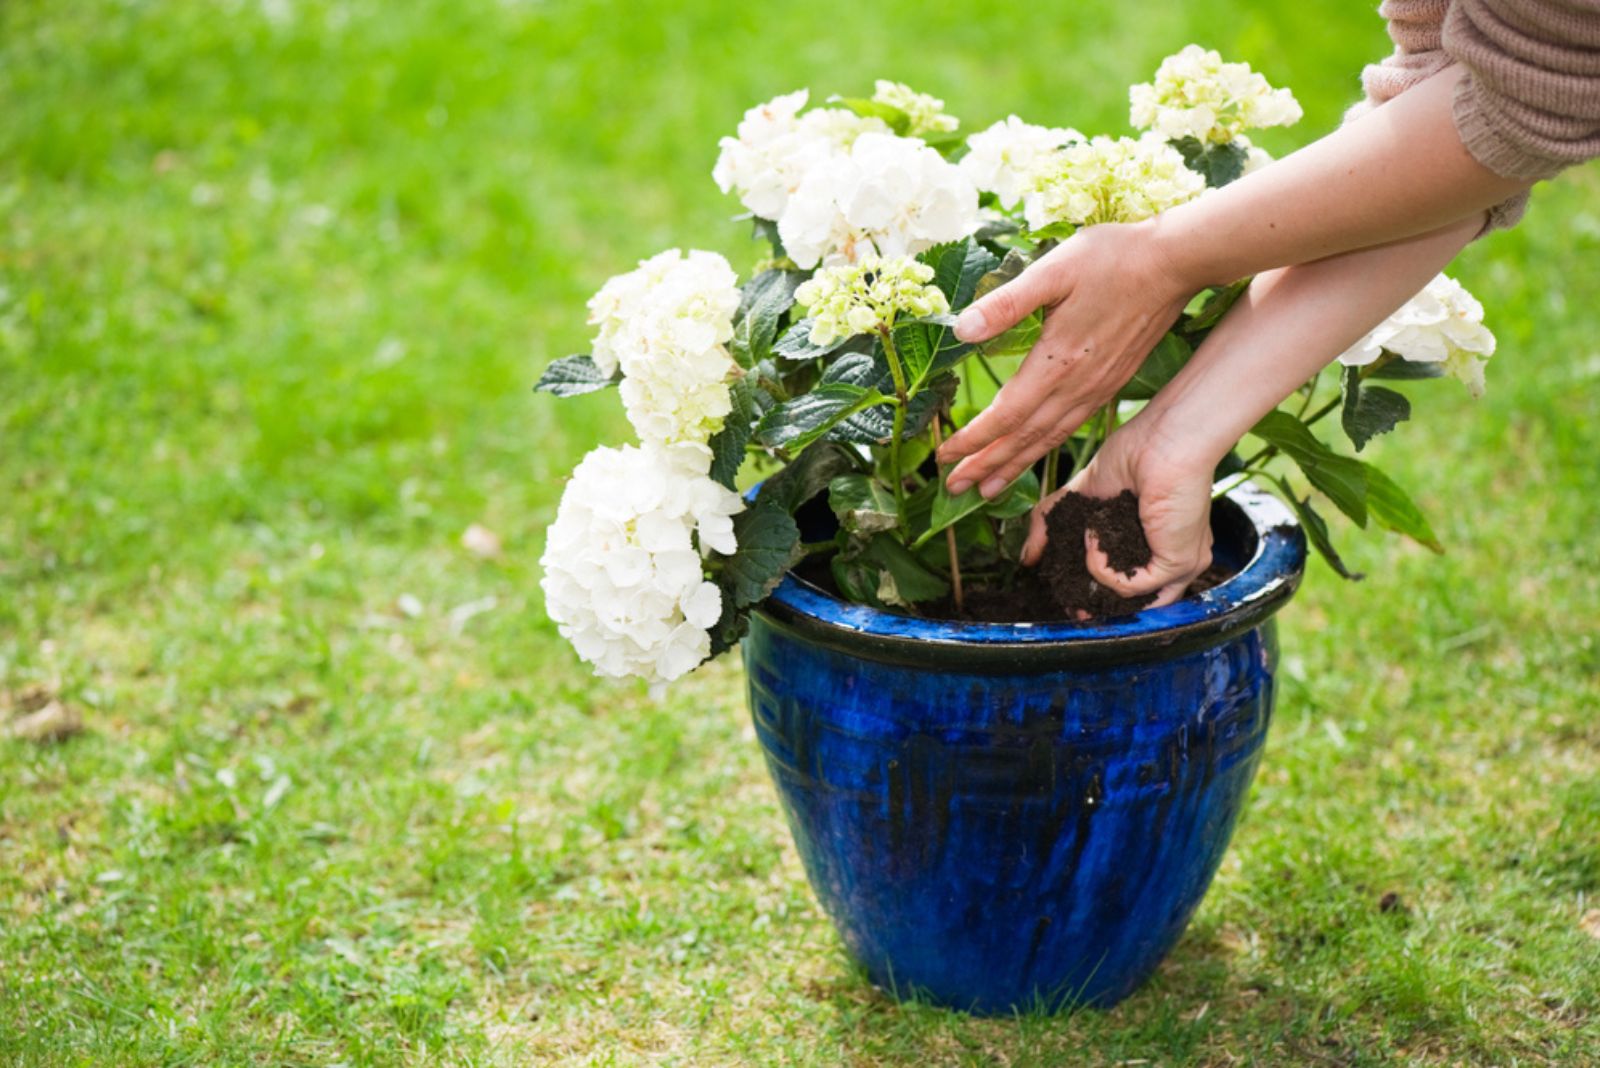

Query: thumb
[[953, 258, 1067, 344]]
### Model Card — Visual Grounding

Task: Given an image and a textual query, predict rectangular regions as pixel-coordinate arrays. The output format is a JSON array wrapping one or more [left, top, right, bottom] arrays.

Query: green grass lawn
[[3, 0, 1598, 1063]]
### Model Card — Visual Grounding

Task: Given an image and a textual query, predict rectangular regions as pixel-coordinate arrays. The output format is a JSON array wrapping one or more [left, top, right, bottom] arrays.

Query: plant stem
[[974, 351, 1005, 389], [1069, 404, 1115, 482], [929, 414, 964, 614], [879, 325, 911, 530], [1042, 446, 1060, 498]]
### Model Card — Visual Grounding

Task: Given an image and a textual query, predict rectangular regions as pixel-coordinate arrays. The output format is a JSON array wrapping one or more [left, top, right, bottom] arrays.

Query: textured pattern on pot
[[743, 484, 1305, 1012]]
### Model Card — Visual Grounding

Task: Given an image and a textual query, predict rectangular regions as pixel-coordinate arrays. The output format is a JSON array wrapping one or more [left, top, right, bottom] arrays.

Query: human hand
[[1022, 416, 1218, 609], [936, 221, 1195, 499]]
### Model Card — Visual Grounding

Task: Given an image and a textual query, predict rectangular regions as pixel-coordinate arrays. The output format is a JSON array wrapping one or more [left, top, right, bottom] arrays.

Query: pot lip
[[754, 481, 1307, 670]]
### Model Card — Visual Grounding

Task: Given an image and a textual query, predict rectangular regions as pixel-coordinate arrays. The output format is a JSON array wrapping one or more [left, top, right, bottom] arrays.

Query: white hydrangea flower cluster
[[872, 79, 960, 136], [712, 89, 889, 222], [778, 132, 980, 269], [541, 444, 744, 688], [959, 116, 1084, 210], [793, 254, 950, 347], [713, 90, 979, 269], [1338, 274, 1497, 397], [1021, 133, 1205, 231], [585, 249, 741, 455], [1129, 44, 1303, 146]]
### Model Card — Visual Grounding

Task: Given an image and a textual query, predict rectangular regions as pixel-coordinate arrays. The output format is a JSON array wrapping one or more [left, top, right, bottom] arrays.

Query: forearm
[[1139, 215, 1483, 467], [1151, 66, 1529, 288]]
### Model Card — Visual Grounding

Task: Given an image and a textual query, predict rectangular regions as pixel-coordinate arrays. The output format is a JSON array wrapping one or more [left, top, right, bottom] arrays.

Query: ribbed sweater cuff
[[1452, 70, 1570, 181]]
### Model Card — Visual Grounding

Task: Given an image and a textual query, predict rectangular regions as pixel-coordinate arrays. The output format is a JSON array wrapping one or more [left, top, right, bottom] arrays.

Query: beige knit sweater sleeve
[[1352, 0, 1600, 232]]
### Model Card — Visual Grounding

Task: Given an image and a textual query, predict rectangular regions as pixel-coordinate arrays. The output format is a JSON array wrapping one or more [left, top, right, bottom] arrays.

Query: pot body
[[741, 487, 1304, 1012]]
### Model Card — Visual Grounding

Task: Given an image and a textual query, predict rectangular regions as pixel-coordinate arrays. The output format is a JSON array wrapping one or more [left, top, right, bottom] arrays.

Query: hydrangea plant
[[537, 48, 1495, 688]]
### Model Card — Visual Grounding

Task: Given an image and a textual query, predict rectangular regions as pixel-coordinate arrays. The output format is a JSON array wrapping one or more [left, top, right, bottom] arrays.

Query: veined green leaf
[[1183, 278, 1250, 334], [1121, 332, 1193, 401], [758, 441, 861, 513], [980, 309, 1042, 360], [1272, 476, 1364, 580], [1367, 354, 1446, 380], [1340, 366, 1412, 451], [1174, 136, 1249, 188], [973, 248, 1029, 301], [827, 473, 899, 534], [1251, 410, 1369, 526], [1365, 464, 1443, 553], [732, 268, 806, 369], [718, 504, 802, 608], [772, 318, 854, 362], [534, 355, 618, 397], [708, 377, 759, 490], [753, 382, 888, 452], [828, 96, 912, 135]]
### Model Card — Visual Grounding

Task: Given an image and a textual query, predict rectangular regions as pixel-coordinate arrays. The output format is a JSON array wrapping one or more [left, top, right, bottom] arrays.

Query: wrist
[[1128, 400, 1233, 481], [1146, 206, 1231, 292]]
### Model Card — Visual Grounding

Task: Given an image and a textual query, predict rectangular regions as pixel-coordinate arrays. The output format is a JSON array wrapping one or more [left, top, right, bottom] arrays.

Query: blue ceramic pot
[[742, 484, 1305, 1013]]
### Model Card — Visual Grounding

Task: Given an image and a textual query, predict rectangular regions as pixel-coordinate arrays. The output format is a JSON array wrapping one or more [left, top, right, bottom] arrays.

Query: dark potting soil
[[1036, 490, 1157, 620], [797, 492, 1236, 624]]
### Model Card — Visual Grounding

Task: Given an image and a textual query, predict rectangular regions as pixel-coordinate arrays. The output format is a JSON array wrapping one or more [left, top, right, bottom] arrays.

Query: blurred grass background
[[2, 0, 1598, 1064]]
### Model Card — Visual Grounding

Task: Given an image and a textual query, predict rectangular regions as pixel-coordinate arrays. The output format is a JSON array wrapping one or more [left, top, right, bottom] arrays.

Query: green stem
[[1042, 446, 1061, 498], [879, 325, 911, 530], [974, 351, 1005, 389]]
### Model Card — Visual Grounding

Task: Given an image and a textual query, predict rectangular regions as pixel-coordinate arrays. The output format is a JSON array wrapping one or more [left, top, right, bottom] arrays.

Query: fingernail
[[947, 478, 972, 495], [980, 477, 1006, 498], [954, 307, 987, 341]]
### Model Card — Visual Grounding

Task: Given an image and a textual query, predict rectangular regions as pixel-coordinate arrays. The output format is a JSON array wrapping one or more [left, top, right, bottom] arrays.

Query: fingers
[[1084, 528, 1214, 603], [951, 405, 1092, 499], [938, 379, 1037, 470], [940, 298, 1122, 470], [953, 256, 1071, 344]]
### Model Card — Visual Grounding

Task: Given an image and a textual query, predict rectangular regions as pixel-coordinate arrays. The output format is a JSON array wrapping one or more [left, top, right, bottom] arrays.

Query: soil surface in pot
[[804, 490, 1233, 624]]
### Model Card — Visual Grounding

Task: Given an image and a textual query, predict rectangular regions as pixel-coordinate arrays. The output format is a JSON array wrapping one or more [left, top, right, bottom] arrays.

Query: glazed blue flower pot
[[742, 484, 1305, 1013]]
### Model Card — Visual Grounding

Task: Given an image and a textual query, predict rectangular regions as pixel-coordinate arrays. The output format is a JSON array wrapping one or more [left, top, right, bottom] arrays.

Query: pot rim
[[754, 481, 1307, 671]]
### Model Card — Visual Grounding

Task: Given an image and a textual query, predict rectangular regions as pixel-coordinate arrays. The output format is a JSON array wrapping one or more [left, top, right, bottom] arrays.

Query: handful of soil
[[1036, 490, 1156, 620]]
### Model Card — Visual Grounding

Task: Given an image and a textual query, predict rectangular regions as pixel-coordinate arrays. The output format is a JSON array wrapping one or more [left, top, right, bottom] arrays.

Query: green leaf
[[1251, 410, 1369, 526], [1365, 464, 1443, 553], [772, 319, 853, 362], [915, 479, 986, 548], [828, 372, 956, 445], [972, 213, 1021, 247], [753, 382, 888, 452], [857, 534, 949, 605], [534, 355, 619, 397], [732, 269, 806, 369], [827, 473, 899, 534], [973, 248, 1029, 301], [913, 467, 1039, 547], [1183, 278, 1250, 334], [1120, 332, 1193, 401], [1174, 136, 1249, 188], [749, 215, 786, 258], [1272, 476, 1364, 581], [980, 309, 1042, 360], [1367, 355, 1446, 380], [832, 537, 951, 608], [708, 377, 758, 490], [984, 468, 1040, 519], [706, 595, 750, 659], [719, 504, 802, 608], [1340, 367, 1412, 451], [1023, 221, 1077, 242], [893, 318, 936, 387], [829, 96, 911, 135], [758, 441, 861, 513], [929, 238, 1002, 309]]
